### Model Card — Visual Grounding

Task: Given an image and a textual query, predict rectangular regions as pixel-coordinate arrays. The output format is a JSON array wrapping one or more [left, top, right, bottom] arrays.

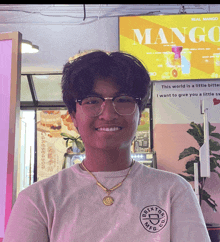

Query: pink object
[[0, 32, 21, 241], [0, 39, 12, 239], [213, 98, 220, 105], [172, 46, 183, 59]]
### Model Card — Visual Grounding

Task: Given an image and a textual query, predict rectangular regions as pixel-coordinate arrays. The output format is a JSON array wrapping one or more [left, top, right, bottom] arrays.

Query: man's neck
[[80, 146, 132, 172]]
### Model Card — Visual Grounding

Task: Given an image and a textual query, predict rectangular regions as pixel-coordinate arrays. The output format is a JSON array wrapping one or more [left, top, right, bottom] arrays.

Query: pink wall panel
[[0, 31, 21, 241], [0, 39, 12, 238], [154, 123, 220, 224]]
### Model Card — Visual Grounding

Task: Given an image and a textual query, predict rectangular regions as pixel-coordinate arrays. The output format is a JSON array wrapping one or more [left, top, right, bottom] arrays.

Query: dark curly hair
[[62, 50, 151, 114]]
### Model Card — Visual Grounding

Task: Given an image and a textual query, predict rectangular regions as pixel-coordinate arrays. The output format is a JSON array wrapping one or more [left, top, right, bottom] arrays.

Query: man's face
[[71, 78, 141, 151]]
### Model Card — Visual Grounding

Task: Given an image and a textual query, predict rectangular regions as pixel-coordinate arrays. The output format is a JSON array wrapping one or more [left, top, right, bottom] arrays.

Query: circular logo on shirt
[[140, 205, 168, 233]]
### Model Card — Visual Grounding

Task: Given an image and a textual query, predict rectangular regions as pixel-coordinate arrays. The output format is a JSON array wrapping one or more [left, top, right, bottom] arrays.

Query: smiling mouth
[[95, 127, 122, 132]]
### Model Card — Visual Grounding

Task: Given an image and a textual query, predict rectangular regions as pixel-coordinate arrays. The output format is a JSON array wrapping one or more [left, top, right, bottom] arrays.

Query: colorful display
[[119, 13, 220, 81]]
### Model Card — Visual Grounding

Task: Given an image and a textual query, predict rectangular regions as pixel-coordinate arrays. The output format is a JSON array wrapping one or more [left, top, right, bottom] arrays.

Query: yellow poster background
[[119, 13, 220, 80]]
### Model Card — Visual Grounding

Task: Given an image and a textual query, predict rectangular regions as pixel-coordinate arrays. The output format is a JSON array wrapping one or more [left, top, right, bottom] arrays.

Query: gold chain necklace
[[81, 160, 135, 206]]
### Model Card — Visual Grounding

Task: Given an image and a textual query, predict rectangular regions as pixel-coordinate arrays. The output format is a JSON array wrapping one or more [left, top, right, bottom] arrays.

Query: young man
[[4, 51, 210, 241]]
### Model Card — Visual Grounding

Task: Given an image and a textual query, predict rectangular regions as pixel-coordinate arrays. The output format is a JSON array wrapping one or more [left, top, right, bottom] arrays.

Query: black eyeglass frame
[[75, 94, 142, 106], [75, 95, 142, 116]]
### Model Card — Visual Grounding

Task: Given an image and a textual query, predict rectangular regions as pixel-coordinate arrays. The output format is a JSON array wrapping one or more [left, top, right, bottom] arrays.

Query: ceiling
[[0, 4, 220, 74]]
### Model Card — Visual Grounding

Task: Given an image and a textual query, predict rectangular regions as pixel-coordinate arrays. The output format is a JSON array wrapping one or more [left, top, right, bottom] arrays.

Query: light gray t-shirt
[[4, 162, 210, 241]]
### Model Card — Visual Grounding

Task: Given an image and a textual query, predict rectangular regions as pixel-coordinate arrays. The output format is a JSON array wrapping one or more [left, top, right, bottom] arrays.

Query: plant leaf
[[185, 160, 195, 170], [210, 132, 220, 140], [210, 157, 219, 171], [60, 132, 76, 140], [184, 165, 195, 175], [187, 122, 204, 147], [208, 122, 216, 134], [178, 147, 199, 160], [190, 122, 203, 136], [200, 188, 218, 212], [76, 136, 83, 141], [185, 158, 199, 170], [210, 139, 220, 151], [212, 153, 220, 161], [66, 139, 69, 147], [75, 139, 85, 153], [187, 129, 204, 147]]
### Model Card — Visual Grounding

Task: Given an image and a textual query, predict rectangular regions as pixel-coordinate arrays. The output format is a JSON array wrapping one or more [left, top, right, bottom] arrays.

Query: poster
[[37, 110, 79, 181], [153, 80, 220, 124], [152, 80, 220, 223], [120, 13, 220, 80]]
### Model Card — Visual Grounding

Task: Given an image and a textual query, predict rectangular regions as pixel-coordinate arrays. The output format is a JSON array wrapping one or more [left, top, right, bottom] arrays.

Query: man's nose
[[98, 100, 119, 120]]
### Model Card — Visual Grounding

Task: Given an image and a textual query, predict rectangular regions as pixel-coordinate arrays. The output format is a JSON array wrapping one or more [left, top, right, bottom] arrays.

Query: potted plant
[[178, 121, 220, 241], [61, 133, 85, 153], [61, 133, 85, 169]]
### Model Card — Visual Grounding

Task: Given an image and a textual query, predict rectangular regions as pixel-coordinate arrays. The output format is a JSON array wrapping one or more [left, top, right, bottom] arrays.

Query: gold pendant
[[103, 196, 114, 206]]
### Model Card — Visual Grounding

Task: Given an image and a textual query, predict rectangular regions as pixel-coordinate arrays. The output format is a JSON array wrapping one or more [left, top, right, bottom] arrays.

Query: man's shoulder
[[19, 166, 76, 199], [139, 163, 191, 190]]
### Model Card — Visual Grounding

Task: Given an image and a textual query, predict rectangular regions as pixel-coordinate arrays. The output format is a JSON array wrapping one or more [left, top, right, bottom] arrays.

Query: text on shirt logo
[[140, 205, 168, 233]]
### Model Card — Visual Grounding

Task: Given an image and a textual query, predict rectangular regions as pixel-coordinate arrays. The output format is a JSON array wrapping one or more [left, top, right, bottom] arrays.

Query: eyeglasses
[[75, 95, 141, 117]]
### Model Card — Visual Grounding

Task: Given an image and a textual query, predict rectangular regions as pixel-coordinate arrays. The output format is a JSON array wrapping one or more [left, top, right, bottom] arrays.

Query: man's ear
[[70, 111, 78, 129]]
